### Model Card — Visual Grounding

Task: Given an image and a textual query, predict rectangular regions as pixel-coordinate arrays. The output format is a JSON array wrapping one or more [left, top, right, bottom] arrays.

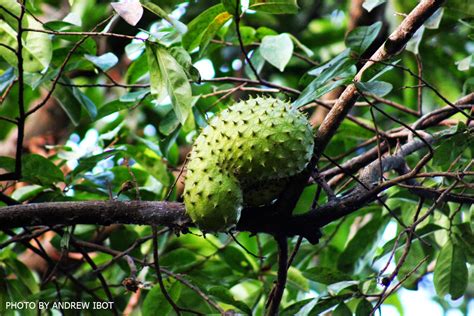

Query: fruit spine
[[184, 97, 314, 231]]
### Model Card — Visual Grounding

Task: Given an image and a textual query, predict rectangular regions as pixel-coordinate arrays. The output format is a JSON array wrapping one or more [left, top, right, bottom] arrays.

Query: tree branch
[[1, 127, 472, 243], [273, 0, 446, 218], [0, 201, 189, 230], [265, 236, 288, 316], [314, 0, 445, 158]]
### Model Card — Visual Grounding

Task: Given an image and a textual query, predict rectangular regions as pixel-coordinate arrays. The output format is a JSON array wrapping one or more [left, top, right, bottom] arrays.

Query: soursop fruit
[[184, 97, 314, 232]]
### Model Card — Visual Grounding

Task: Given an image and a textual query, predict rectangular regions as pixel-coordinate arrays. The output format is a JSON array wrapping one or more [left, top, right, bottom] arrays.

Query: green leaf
[[0, 0, 22, 29], [146, 43, 192, 124], [0, 156, 15, 172], [182, 4, 229, 52], [142, 282, 182, 316], [161, 248, 197, 273], [395, 240, 427, 290], [218, 246, 253, 273], [209, 286, 252, 314], [53, 77, 97, 123], [96, 100, 133, 120], [256, 26, 278, 39], [239, 26, 257, 46], [281, 298, 314, 316], [0, 68, 15, 94], [11, 185, 44, 202], [142, 1, 187, 34], [288, 33, 313, 57], [21, 17, 52, 72], [293, 49, 355, 107], [222, 0, 238, 15], [355, 81, 393, 97], [159, 110, 180, 136], [307, 49, 353, 77], [52, 32, 97, 56], [0, 17, 52, 73], [169, 46, 200, 81], [26, 288, 75, 302], [373, 224, 444, 263], [22, 154, 64, 185], [303, 266, 352, 285], [406, 26, 425, 55], [245, 48, 265, 80], [248, 0, 299, 14], [72, 150, 121, 178], [452, 223, 474, 264], [72, 85, 97, 120], [260, 33, 293, 72], [146, 44, 166, 99], [4, 259, 39, 294], [85, 52, 119, 71], [125, 41, 145, 60], [445, 0, 474, 18], [333, 302, 352, 316], [109, 227, 141, 263], [455, 54, 473, 72], [425, 8, 444, 29], [43, 21, 79, 32], [345, 22, 382, 56], [120, 89, 150, 103], [125, 145, 170, 185], [293, 78, 351, 108], [196, 11, 232, 57], [360, 59, 399, 82], [309, 294, 352, 315], [287, 266, 309, 291], [53, 82, 82, 126], [0, 21, 19, 68], [432, 128, 473, 168], [337, 215, 388, 273], [133, 134, 164, 157], [362, 0, 386, 13], [126, 53, 148, 83], [433, 240, 468, 300], [355, 299, 373, 316]]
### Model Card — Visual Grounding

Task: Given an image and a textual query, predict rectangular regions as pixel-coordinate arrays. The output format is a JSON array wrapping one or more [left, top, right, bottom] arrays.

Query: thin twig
[[362, 59, 472, 119], [229, 231, 264, 259], [321, 152, 407, 229], [23, 28, 145, 41], [287, 236, 303, 268], [234, 0, 261, 81], [415, 54, 423, 115], [369, 106, 385, 182], [200, 77, 300, 95], [70, 240, 119, 315], [362, 93, 419, 117], [0, 115, 17, 124], [152, 225, 182, 315], [14, 0, 26, 180], [265, 235, 288, 316]]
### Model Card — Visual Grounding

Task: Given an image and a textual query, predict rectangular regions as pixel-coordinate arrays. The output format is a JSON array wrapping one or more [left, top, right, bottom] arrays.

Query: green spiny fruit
[[184, 97, 314, 232]]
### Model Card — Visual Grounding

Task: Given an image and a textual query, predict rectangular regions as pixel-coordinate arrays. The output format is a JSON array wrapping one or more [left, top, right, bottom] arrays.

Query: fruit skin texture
[[184, 97, 314, 232]]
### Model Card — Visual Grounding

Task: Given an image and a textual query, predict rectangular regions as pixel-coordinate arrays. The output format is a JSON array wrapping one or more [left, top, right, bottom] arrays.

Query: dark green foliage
[[0, 0, 472, 315]]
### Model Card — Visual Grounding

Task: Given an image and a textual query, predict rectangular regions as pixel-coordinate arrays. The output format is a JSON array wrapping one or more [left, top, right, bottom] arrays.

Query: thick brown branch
[[315, 0, 445, 157], [1, 183, 471, 245], [1, 127, 471, 244], [0, 201, 189, 229]]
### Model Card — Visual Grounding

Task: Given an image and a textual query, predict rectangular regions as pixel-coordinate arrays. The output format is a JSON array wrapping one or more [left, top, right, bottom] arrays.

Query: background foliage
[[0, 0, 473, 315]]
